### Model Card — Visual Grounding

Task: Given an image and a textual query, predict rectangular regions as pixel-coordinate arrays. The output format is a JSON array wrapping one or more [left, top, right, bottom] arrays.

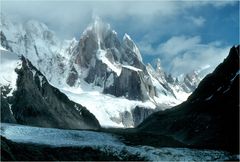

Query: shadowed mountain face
[[1, 56, 100, 130], [138, 46, 240, 153]]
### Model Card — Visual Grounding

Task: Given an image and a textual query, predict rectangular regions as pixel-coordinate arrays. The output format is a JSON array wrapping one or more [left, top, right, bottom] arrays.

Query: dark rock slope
[[138, 46, 240, 153], [1, 57, 100, 130]]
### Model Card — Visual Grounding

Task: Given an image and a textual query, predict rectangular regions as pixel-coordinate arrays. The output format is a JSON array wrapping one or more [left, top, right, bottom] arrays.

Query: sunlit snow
[[96, 48, 122, 76], [60, 87, 156, 127], [0, 48, 21, 96]]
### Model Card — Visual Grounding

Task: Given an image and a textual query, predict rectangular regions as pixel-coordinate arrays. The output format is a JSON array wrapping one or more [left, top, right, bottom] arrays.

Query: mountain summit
[[68, 18, 156, 101], [0, 16, 200, 127]]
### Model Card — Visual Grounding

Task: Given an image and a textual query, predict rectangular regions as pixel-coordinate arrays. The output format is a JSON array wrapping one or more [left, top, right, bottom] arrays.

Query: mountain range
[[0, 15, 205, 128], [0, 14, 239, 160]]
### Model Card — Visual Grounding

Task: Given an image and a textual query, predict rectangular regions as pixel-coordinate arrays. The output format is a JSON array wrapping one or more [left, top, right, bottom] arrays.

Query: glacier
[[0, 123, 236, 161]]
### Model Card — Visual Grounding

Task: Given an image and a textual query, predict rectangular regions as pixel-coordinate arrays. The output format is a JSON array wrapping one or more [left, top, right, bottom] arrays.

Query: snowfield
[[60, 87, 156, 127], [0, 123, 236, 161]]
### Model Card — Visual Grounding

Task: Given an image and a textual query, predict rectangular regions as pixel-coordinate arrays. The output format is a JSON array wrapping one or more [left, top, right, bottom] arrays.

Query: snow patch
[[123, 33, 131, 41], [223, 87, 230, 94], [171, 84, 191, 102], [8, 104, 13, 115], [39, 75, 44, 87], [96, 49, 122, 76], [0, 46, 7, 51], [205, 95, 213, 101], [122, 65, 142, 72], [231, 69, 240, 82], [221, 70, 239, 94], [30, 69, 37, 77], [217, 87, 222, 91]]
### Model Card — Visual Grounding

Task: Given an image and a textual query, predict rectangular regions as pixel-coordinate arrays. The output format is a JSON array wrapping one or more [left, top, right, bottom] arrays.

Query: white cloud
[[1, 0, 236, 76], [169, 44, 230, 76], [185, 16, 206, 26], [197, 0, 236, 8], [158, 36, 201, 56], [139, 36, 201, 56], [139, 35, 231, 76], [1, 1, 236, 39]]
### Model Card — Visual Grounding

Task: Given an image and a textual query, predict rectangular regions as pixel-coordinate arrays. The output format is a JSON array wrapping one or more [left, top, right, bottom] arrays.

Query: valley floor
[[1, 123, 238, 161]]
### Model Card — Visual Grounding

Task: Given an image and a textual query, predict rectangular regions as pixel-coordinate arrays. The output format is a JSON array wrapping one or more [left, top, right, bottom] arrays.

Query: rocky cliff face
[[68, 19, 156, 101], [0, 50, 100, 130], [138, 46, 240, 153], [103, 67, 156, 101], [146, 58, 205, 102]]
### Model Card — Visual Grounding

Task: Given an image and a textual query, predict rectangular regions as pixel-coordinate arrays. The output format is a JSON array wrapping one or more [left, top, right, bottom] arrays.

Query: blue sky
[[1, 0, 239, 76]]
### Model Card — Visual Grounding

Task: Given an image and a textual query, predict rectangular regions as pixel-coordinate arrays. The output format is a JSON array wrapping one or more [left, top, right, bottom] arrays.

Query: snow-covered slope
[[1, 15, 203, 128], [0, 47, 100, 129], [146, 61, 190, 105], [61, 88, 155, 127], [0, 14, 75, 87], [1, 123, 235, 161], [0, 46, 21, 96]]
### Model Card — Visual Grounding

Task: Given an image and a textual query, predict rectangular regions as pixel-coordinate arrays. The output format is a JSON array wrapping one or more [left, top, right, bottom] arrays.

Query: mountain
[[0, 15, 201, 127], [0, 14, 74, 87], [0, 13, 238, 160], [67, 18, 158, 101], [137, 46, 240, 153], [145, 59, 201, 103], [0, 48, 100, 130]]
